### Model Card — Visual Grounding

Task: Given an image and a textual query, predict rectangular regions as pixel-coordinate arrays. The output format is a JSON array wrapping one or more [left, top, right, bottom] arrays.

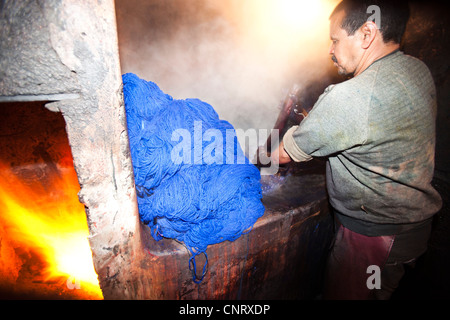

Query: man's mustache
[[331, 55, 338, 63]]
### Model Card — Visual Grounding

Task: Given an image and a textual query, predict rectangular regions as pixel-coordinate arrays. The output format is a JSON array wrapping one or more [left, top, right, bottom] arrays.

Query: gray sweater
[[283, 50, 442, 236]]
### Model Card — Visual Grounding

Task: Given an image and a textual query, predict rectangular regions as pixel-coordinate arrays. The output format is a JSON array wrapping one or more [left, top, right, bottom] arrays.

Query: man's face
[[329, 10, 362, 76]]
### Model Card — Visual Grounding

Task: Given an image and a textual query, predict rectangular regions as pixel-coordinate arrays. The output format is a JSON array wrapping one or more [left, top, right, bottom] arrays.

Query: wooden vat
[[133, 162, 333, 300]]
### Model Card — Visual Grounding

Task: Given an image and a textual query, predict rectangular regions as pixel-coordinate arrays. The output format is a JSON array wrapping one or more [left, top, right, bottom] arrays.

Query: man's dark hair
[[330, 0, 410, 44]]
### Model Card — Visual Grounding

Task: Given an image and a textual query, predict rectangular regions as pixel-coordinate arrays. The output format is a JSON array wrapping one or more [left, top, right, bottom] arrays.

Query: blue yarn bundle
[[122, 73, 265, 282]]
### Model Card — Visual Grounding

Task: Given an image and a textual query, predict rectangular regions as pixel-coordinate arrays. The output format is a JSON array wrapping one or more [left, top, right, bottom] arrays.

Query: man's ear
[[360, 21, 378, 49]]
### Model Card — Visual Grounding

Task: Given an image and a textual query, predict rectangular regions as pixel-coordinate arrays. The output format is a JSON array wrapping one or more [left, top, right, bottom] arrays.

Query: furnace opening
[[0, 101, 103, 299]]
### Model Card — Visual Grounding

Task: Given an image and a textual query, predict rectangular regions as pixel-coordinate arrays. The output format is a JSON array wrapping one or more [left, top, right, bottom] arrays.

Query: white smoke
[[116, 0, 338, 133]]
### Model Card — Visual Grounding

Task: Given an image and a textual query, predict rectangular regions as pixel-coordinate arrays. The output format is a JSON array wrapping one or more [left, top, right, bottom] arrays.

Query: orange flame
[[0, 163, 103, 299]]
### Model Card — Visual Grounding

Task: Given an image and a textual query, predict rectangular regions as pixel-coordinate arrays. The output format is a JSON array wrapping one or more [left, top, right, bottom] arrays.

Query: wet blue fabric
[[122, 73, 264, 282]]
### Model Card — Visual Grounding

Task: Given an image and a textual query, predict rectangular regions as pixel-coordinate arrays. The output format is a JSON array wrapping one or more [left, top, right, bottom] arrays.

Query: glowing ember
[[0, 163, 103, 299]]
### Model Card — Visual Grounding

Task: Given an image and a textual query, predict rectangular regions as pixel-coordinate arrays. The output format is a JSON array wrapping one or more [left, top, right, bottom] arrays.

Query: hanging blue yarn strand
[[122, 73, 265, 283]]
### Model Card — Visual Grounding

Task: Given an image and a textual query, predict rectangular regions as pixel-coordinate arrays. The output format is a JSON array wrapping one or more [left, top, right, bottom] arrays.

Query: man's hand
[[271, 141, 292, 165]]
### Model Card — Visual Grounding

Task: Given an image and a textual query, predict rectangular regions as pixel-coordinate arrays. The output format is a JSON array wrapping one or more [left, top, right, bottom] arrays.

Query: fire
[[0, 162, 103, 299]]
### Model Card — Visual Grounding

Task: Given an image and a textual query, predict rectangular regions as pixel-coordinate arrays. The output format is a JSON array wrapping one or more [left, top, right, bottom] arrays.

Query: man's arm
[[270, 140, 293, 165], [271, 125, 314, 165], [271, 125, 315, 164]]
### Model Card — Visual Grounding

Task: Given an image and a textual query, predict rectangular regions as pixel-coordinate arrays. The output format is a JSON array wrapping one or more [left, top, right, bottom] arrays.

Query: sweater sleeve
[[283, 125, 313, 162], [283, 83, 369, 160]]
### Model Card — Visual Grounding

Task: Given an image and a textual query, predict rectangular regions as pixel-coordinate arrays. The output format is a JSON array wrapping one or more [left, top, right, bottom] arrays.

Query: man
[[271, 0, 442, 299]]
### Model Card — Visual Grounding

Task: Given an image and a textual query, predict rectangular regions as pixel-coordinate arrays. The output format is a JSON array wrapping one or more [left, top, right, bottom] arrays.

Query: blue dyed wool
[[122, 73, 265, 281]]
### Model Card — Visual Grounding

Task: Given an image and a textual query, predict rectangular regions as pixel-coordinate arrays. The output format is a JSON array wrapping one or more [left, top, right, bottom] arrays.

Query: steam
[[115, 0, 338, 132]]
